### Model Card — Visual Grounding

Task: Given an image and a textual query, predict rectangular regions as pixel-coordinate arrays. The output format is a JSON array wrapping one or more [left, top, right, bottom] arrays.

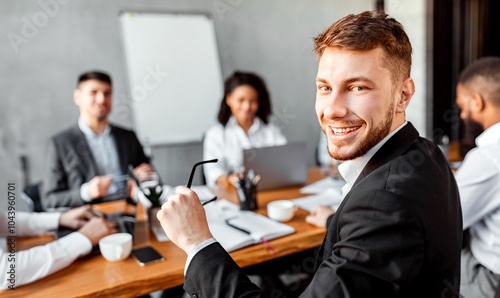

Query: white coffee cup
[[99, 233, 133, 262], [267, 200, 297, 222]]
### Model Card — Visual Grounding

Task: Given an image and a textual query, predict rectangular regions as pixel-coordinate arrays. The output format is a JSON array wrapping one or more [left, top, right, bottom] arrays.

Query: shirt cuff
[[137, 189, 152, 209], [17, 212, 61, 235], [58, 231, 93, 258], [80, 183, 91, 202], [184, 238, 217, 275]]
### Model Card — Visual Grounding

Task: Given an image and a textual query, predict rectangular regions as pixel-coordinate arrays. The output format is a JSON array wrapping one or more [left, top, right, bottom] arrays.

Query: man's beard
[[464, 116, 484, 146], [326, 101, 395, 161]]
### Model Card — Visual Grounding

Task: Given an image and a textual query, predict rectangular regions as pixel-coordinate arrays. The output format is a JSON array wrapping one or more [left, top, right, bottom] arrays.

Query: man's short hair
[[314, 10, 412, 84], [458, 57, 500, 106], [77, 71, 112, 87]]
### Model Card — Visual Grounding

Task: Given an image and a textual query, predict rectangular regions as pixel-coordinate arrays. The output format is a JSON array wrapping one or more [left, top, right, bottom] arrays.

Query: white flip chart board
[[120, 12, 223, 145]]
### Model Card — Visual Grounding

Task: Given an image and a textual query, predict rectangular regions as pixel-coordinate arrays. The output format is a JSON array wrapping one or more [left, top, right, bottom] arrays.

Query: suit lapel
[[69, 125, 98, 178]]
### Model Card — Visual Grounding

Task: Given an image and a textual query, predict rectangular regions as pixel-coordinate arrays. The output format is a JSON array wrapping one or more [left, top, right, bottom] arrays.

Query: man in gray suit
[[156, 11, 462, 297], [42, 71, 154, 209]]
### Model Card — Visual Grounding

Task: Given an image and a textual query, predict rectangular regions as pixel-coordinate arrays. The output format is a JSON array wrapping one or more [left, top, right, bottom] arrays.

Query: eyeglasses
[[186, 159, 218, 206]]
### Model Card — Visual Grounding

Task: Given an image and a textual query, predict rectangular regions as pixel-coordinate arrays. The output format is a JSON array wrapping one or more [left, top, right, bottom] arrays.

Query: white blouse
[[203, 116, 287, 186]]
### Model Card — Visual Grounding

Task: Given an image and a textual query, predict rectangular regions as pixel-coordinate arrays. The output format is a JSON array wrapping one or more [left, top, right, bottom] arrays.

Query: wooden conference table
[[7, 168, 328, 298]]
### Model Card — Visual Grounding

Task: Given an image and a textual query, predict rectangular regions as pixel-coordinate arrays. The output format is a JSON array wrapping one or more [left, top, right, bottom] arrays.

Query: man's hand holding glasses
[[156, 159, 217, 254]]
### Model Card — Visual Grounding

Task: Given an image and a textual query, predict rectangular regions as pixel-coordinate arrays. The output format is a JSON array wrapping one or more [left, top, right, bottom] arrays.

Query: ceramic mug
[[99, 233, 132, 262], [267, 200, 298, 222]]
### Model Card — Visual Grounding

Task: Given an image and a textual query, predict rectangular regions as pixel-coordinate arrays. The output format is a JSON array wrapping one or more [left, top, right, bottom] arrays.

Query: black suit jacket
[[184, 123, 462, 297], [42, 124, 149, 209]]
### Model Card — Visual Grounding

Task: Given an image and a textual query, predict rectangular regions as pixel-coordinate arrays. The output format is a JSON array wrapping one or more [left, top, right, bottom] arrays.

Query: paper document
[[300, 176, 346, 194], [292, 188, 343, 212]]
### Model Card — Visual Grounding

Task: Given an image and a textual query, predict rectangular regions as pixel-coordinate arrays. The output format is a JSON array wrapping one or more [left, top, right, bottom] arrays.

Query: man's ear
[[73, 89, 80, 106], [470, 92, 486, 113], [395, 78, 415, 113]]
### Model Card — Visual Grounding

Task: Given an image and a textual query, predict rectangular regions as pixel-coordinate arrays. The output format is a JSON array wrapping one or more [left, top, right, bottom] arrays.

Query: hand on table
[[156, 186, 213, 254], [59, 205, 105, 230], [78, 217, 118, 247], [305, 205, 336, 228]]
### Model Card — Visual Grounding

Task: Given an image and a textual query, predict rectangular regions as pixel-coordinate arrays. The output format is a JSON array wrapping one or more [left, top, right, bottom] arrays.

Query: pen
[[234, 177, 246, 202], [225, 219, 251, 234], [225, 219, 276, 254], [252, 175, 261, 186]]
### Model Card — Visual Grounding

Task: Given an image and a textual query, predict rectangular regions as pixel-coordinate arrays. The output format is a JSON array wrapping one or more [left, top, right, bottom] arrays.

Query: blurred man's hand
[[59, 205, 105, 230]]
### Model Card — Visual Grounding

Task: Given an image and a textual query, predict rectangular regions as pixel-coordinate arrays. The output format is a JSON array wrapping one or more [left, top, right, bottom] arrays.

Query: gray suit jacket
[[184, 123, 462, 298], [42, 124, 149, 209]]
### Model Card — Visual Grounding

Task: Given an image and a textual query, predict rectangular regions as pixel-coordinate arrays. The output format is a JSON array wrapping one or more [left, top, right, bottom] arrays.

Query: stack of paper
[[299, 176, 346, 195], [292, 188, 343, 212]]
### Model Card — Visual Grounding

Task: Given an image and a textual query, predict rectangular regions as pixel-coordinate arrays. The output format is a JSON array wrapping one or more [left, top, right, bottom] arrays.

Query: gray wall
[[0, 0, 373, 192]]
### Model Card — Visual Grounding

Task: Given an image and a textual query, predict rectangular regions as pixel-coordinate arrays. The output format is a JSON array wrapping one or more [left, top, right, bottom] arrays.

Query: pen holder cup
[[238, 182, 258, 211]]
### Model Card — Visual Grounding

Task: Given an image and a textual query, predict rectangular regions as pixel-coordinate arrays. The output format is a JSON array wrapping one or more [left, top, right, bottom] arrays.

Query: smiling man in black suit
[[157, 11, 462, 297]]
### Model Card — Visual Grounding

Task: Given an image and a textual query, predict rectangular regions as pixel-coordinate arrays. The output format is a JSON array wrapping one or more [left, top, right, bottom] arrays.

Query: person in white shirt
[[203, 71, 287, 187], [0, 205, 116, 289], [454, 56, 500, 298]]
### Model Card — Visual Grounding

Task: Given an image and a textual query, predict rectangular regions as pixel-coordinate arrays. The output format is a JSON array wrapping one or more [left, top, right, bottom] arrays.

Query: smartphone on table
[[131, 246, 165, 266]]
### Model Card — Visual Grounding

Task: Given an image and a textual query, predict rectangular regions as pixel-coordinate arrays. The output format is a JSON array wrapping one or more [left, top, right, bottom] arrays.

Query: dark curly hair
[[217, 71, 272, 126]]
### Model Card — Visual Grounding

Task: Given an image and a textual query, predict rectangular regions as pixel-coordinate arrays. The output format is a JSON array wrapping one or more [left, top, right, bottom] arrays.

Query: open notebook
[[204, 200, 295, 252]]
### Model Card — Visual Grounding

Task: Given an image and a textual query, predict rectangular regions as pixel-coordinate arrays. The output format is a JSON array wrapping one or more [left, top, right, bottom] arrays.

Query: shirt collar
[[338, 121, 408, 188], [228, 116, 261, 133], [78, 117, 111, 139], [475, 122, 500, 147]]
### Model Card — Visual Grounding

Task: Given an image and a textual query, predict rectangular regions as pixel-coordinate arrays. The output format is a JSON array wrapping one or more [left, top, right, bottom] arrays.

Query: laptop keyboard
[[107, 213, 135, 235]]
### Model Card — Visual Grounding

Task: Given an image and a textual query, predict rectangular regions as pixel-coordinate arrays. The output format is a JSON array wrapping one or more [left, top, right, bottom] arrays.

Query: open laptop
[[243, 142, 307, 191]]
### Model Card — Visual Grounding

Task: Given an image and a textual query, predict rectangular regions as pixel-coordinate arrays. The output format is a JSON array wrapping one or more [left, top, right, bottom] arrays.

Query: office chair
[[23, 182, 44, 212]]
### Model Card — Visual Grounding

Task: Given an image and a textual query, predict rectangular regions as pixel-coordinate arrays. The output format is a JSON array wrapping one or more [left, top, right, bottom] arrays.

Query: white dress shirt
[[338, 122, 408, 198], [456, 122, 500, 274], [78, 118, 123, 202], [203, 116, 287, 186], [0, 212, 92, 289]]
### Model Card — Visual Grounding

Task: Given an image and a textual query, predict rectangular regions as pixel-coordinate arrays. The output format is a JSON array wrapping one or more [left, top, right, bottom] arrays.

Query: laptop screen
[[243, 142, 307, 191]]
